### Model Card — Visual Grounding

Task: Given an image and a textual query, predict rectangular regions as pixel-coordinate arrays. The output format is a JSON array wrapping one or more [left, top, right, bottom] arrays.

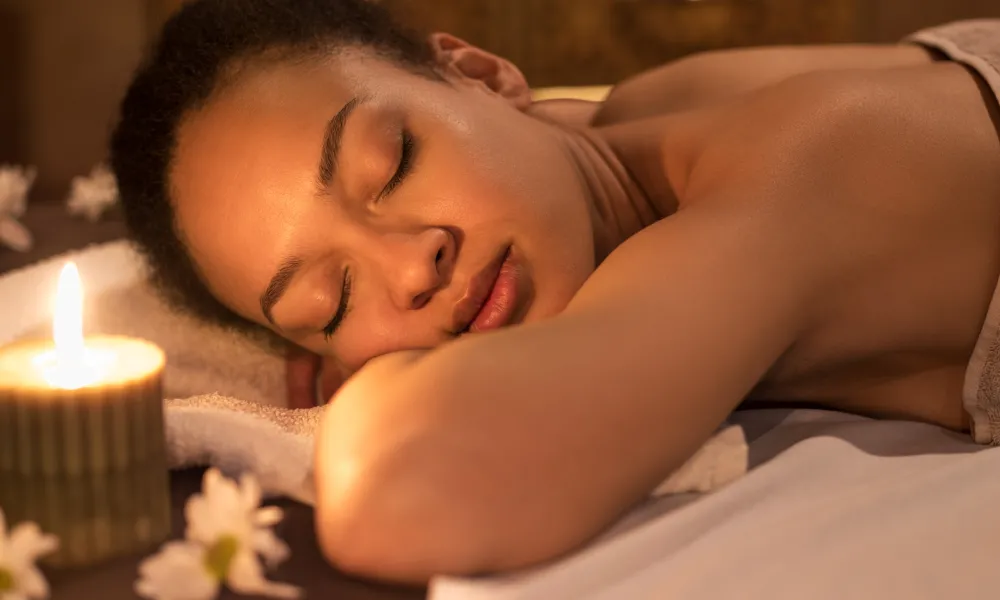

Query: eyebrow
[[260, 256, 303, 327], [318, 96, 362, 187], [259, 97, 364, 327]]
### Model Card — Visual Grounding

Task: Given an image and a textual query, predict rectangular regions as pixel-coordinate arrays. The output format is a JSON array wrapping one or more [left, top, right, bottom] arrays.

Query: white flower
[[0, 165, 36, 218], [66, 164, 119, 222], [135, 469, 300, 600], [0, 507, 59, 600], [0, 165, 36, 253]]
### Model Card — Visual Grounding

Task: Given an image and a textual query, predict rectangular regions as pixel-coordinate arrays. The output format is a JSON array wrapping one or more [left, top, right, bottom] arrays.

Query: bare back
[[591, 47, 1000, 430]]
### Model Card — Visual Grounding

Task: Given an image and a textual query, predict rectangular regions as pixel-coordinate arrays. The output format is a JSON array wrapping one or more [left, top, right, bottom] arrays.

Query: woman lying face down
[[112, 0, 1000, 584]]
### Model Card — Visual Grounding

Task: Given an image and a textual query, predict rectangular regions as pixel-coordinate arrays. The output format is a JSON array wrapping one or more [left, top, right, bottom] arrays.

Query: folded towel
[[0, 241, 749, 505], [164, 393, 747, 506]]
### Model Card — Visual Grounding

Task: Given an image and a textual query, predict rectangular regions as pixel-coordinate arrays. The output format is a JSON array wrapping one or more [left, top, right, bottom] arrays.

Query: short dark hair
[[110, 0, 433, 333]]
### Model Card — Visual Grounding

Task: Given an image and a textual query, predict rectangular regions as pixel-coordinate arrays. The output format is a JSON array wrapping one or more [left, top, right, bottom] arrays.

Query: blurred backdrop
[[2, 0, 1000, 201]]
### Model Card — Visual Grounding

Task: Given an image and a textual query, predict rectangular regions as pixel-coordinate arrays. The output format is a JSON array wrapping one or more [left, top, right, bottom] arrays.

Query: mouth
[[451, 245, 519, 335]]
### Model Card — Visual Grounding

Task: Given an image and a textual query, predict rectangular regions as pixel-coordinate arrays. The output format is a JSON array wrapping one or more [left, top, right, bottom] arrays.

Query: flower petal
[[240, 578, 302, 600], [224, 548, 262, 592], [203, 468, 223, 495], [238, 473, 262, 515], [8, 523, 58, 564], [135, 542, 219, 600], [0, 217, 33, 253], [208, 470, 251, 536], [253, 506, 283, 528], [187, 471, 244, 545], [213, 471, 243, 513], [250, 529, 290, 569], [184, 493, 217, 545], [226, 549, 301, 599], [15, 565, 49, 599]]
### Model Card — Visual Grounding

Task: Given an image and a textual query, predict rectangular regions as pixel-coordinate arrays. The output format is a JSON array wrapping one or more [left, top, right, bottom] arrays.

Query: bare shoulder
[[686, 63, 1000, 210], [593, 43, 933, 124]]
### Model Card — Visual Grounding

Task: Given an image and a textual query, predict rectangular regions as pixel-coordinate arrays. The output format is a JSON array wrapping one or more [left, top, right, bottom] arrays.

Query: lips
[[451, 246, 518, 334]]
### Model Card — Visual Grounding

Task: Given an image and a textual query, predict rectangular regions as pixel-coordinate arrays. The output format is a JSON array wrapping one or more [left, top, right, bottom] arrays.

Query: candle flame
[[54, 262, 85, 364], [35, 261, 110, 389]]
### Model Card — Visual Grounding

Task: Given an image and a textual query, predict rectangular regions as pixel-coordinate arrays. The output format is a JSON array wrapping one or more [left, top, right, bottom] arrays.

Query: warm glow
[[33, 262, 112, 389], [54, 262, 85, 365]]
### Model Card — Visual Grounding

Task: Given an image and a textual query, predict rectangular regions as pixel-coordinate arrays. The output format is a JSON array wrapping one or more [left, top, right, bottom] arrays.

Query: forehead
[[178, 51, 402, 152], [169, 56, 364, 319], [171, 51, 430, 218]]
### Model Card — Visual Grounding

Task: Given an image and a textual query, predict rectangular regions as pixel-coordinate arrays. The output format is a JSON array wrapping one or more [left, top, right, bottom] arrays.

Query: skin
[[170, 33, 1000, 583]]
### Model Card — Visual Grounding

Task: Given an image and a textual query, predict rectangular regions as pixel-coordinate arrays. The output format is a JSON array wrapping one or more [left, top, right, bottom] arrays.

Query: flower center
[[0, 567, 14, 592], [203, 535, 240, 581]]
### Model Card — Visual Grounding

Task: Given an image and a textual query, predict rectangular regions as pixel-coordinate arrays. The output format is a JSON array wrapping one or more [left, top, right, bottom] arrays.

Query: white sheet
[[432, 409, 999, 599]]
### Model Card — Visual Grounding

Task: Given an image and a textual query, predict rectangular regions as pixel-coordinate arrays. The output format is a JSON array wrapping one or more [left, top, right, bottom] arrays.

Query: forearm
[[314, 321, 673, 583], [315, 312, 767, 583]]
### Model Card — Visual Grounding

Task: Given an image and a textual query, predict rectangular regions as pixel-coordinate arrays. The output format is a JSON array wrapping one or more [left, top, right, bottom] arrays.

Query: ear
[[428, 32, 532, 110]]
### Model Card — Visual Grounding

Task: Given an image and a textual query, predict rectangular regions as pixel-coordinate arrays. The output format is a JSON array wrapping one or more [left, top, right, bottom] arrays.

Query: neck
[[554, 126, 677, 264]]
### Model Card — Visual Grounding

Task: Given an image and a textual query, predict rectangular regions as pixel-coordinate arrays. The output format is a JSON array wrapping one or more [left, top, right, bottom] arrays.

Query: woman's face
[[171, 46, 596, 373]]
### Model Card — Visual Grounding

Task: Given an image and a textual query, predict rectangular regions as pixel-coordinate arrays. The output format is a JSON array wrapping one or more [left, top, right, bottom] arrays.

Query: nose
[[376, 227, 456, 310]]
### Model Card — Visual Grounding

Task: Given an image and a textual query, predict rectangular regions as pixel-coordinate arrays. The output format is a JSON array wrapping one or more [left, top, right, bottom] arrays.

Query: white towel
[[0, 241, 749, 505]]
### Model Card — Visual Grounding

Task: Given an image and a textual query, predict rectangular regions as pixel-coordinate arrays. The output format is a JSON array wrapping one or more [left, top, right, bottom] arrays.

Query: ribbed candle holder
[[0, 335, 171, 569]]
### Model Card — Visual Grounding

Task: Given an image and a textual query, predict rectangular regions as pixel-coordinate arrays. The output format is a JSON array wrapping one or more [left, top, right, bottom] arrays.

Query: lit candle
[[0, 263, 171, 568]]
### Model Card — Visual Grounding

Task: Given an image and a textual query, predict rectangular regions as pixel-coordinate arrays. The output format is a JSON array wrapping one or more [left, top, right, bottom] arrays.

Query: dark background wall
[[2, 0, 999, 200], [0, 0, 146, 198]]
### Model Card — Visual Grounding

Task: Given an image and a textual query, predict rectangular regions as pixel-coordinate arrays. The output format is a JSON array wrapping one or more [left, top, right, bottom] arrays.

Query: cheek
[[419, 117, 595, 277], [440, 117, 590, 241], [425, 155, 594, 321], [329, 302, 439, 370]]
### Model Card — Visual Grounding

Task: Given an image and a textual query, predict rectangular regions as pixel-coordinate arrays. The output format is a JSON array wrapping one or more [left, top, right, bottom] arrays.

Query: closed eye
[[322, 268, 352, 340], [379, 128, 416, 199]]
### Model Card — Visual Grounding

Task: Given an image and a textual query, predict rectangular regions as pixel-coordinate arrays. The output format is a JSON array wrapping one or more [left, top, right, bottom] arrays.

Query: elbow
[[312, 382, 499, 584], [314, 440, 499, 584], [311, 352, 579, 583]]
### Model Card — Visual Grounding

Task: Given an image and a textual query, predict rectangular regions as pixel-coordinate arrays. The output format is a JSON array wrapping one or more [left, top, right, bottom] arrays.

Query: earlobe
[[427, 32, 532, 111]]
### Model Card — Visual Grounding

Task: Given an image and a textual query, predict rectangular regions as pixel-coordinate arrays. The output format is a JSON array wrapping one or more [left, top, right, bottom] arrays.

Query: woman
[[111, 0, 1000, 584]]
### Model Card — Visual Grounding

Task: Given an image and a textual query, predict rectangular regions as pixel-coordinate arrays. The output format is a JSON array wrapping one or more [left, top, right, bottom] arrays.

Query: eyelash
[[322, 269, 352, 341], [379, 129, 416, 199], [322, 130, 413, 340]]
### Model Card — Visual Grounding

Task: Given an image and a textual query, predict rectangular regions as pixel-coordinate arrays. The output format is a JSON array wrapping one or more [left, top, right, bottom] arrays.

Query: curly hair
[[110, 0, 433, 333]]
